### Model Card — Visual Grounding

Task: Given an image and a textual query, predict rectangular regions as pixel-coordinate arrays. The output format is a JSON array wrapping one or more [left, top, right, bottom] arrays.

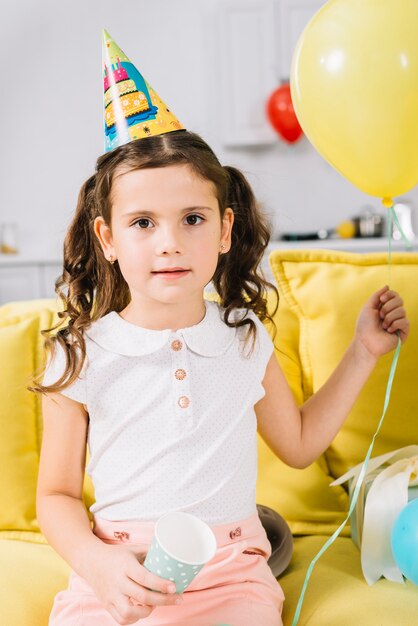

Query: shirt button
[[178, 396, 190, 408], [175, 368, 187, 380], [171, 339, 183, 351]]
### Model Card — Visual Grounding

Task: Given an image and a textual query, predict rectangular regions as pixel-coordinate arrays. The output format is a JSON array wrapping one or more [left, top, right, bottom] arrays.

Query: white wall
[[1, 0, 417, 258]]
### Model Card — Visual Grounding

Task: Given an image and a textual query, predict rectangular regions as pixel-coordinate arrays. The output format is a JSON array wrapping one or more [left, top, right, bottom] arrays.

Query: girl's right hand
[[83, 542, 183, 625]]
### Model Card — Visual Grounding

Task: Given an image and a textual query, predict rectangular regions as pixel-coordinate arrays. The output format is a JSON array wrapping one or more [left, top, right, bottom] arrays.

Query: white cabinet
[[0, 259, 62, 305], [0, 266, 41, 304], [218, 0, 278, 146], [278, 0, 325, 78], [217, 0, 325, 146]]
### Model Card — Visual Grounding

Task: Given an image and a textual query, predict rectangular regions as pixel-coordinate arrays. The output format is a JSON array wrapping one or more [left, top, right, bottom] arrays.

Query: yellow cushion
[[269, 249, 418, 482], [0, 299, 95, 538], [279, 536, 418, 625], [0, 315, 40, 531]]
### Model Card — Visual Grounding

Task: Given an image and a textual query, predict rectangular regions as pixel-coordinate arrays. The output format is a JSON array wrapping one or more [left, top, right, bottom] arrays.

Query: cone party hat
[[102, 29, 185, 152]]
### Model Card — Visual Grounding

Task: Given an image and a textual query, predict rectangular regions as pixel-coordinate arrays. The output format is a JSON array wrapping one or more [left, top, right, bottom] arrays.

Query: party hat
[[102, 29, 185, 152]]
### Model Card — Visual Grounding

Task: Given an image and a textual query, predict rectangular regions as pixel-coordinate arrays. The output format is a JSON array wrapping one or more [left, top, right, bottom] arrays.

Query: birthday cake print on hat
[[102, 29, 185, 152]]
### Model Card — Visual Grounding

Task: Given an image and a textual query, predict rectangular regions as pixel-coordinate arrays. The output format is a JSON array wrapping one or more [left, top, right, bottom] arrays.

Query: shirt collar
[[85, 299, 237, 357]]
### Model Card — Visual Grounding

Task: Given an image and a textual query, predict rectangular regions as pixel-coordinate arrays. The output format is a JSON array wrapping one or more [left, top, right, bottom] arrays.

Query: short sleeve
[[250, 311, 274, 373], [244, 310, 275, 405], [42, 340, 87, 404]]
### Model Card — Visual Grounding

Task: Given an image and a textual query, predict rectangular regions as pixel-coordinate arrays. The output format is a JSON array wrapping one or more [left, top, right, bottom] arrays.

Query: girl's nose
[[156, 228, 183, 255]]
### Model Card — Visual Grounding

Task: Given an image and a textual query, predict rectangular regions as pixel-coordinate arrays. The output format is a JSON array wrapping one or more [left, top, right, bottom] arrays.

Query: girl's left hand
[[355, 285, 410, 359]]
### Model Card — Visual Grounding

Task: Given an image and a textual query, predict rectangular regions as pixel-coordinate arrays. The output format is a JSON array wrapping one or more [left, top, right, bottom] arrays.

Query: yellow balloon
[[290, 0, 418, 200]]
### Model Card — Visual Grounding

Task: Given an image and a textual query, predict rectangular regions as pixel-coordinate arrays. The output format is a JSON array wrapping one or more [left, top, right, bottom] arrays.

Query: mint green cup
[[143, 511, 217, 593]]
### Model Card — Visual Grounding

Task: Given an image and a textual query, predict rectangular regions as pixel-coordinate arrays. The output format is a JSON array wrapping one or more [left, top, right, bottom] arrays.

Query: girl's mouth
[[153, 270, 191, 279]]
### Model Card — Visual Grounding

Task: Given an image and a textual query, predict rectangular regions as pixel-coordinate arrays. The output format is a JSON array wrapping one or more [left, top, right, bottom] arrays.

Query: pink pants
[[49, 512, 284, 626]]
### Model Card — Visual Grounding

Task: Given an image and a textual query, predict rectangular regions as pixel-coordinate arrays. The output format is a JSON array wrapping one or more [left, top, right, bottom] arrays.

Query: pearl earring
[[109, 255, 116, 265], [219, 243, 226, 253]]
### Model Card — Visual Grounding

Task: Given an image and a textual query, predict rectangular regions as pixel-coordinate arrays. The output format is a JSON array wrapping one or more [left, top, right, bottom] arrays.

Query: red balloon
[[266, 84, 303, 144]]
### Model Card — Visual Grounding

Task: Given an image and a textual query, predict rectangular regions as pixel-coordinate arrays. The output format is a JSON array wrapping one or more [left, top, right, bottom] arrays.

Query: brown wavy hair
[[29, 130, 279, 396]]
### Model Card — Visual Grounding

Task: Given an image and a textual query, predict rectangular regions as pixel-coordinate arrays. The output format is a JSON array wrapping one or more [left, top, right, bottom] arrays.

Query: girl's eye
[[185, 214, 204, 226], [133, 215, 204, 229], [134, 218, 152, 229]]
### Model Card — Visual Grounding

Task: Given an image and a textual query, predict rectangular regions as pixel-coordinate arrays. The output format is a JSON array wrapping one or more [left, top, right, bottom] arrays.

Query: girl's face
[[94, 163, 233, 308]]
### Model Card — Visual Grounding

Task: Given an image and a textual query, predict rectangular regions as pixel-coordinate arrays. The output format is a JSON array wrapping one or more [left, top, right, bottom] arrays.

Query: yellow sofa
[[1, 249, 418, 626]]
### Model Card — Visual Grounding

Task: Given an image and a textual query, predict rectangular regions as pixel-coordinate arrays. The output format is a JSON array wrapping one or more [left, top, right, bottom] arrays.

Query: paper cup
[[143, 512, 217, 593]]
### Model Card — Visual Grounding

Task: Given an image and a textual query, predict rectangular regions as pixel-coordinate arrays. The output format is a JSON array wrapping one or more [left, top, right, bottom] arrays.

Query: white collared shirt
[[42, 299, 274, 524]]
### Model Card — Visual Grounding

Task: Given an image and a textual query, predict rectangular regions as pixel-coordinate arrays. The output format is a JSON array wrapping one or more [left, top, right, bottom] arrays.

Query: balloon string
[[290, 335, 401, 626], [290, 207, 407, 625], [388, 206, 393, 286]]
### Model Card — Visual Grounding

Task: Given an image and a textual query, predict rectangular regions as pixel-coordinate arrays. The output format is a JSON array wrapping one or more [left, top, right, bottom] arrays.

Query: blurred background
[[1, 0, 417, 303]]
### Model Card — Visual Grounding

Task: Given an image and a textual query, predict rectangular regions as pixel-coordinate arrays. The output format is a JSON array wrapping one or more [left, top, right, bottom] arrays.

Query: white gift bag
[[331, 445, 418, 584]]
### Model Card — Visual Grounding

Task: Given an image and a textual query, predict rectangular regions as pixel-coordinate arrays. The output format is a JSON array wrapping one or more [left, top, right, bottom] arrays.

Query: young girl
[[33, 130, 409, 626]]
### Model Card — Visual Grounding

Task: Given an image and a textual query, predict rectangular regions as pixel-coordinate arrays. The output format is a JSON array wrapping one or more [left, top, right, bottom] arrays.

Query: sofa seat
[[0, 539, 69, 626], [280, 536, 418, 625], [2, 535, 417, 626]]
